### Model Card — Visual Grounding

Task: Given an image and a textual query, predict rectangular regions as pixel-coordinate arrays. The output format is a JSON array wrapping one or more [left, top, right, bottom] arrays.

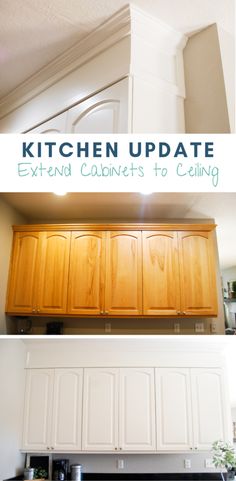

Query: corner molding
[[0, 5, 132, 120]]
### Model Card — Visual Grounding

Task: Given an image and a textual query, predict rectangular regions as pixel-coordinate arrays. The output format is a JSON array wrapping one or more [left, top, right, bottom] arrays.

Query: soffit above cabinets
[[0, 192, 235, 269], [0, 0, 234, 99]]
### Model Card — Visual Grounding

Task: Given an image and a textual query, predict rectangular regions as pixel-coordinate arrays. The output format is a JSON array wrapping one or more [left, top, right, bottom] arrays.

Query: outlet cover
[[174, 323, 180, 333], [184, 459, 191, 469], [195, 322, 205, 333], [117, 459, 124, 469], [205, 459, 214, 468], [105, 323, 111, 333]]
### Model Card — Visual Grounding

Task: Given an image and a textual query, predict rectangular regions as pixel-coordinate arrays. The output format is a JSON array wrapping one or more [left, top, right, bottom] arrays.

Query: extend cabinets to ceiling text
[[155, 368, 229, 451], [22, 369, 83, 451], [82, 368, 156, 452], [28, 78, 129, 134], [7, 231, 70, 315], [6, 224, 218, 317]]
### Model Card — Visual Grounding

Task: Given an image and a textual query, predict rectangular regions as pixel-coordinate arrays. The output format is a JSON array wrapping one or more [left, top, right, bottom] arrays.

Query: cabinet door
[[68, 232, 105, 315], [82, 368, 119, 451], [37, 232, 71, 314], [51, 369, 83, 451], [155, 368, 193, 451], [119, 368, 156, 451], [178, 231, 218, 316], [22, 369, 54, 451], [6, 232, 40, 314], [105, 232, 142, 315], [143, 232, 181, 316], [191, 369, 230, 450], [66, 78, 129, 133], [27, 111, 67, 133]]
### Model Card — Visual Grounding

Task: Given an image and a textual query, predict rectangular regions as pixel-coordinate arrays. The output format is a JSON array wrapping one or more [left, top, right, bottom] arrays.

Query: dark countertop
[[4, 474, 225, 481]]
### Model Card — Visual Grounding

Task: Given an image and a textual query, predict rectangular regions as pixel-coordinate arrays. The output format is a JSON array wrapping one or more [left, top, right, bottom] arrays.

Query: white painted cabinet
[[191, 369, 230, 450], [22, 368, 83, 451], [22, 369, 54, 450], [155, 367, 230, 452], [28, 78, 129, 134], [155, 368, 193, 451], [119, 368, 156, 451], [82, 367, 156, 451]]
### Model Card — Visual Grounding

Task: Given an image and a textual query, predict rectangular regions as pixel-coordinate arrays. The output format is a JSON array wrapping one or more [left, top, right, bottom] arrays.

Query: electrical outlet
[[105, 323, 111, 333], [184, 459, 191, 469], [174, 323, 180, 333], [205, 459, 214, 468], [195, 322, 205, 333], [117, 459, 124, 469], [210, 322, 217, 333]]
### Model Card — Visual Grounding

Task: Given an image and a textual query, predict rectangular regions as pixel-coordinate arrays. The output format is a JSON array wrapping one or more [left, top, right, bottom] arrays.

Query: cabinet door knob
[[177, 311, 181, 315], [32, 308, 36, 313]]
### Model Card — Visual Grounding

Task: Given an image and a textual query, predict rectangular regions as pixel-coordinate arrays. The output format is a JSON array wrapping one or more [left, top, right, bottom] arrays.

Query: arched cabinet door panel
[[142, 232, 181, 316], [37, 232, 71, 314], [6, 232, 40, 314], [178, 231, 218, 316], [68, 232, 106, 315], [105, 231, 142, 315], [66, 78, 129, 133], [26, 111, 68, 133]]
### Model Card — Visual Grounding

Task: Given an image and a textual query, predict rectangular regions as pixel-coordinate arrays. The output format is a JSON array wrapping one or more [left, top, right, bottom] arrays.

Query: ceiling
[[1, 192, 235, 270], [0, 0, 234, 100]]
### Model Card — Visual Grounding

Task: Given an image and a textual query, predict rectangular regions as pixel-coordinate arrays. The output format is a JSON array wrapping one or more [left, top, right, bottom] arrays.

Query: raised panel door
[[37, 232, 71, 314], [142, 232, 181, 315], [6, 232, 40, 314], [52, 369, 83, 451], [191, 369, 230, 450], [178, 231, 218, 316], [82, 368, 119, 451], [27, 111, 68, 133], [155, 368, 193, 451], [105, 232, 142, 315], [22, 369, 53, 450], [119, 368, 156, 451], [66, 78, 129, 133], [67, 232, 105, 315]]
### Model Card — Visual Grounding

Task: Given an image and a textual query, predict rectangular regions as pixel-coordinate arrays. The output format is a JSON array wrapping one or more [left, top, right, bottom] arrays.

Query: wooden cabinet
[[105, 232, 142, 315], [143, 229, 218, 317], [82, 367, 156, 452], [22, 368, 83, 452], [143, 232, 181, 316], [178, 232, 218, 316], [6, 231, 71, 315], [6, 223, 218, 317], [155, 367, 229, 452]]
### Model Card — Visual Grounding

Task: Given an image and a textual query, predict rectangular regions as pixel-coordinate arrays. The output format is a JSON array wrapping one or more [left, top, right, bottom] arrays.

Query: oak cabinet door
[[191, 369, 230, 450], [68, 232, 105, 315], [51, 369, 83, 451], [82, 368, 119, 451], [22, 369, 54, 451], [6, 232, 40, 314], [105, 232, 142, 315], [119, 368, 156, 451], [178, 232, 218, 316], [37, 232, 71, 314], [142, 232, 181, 315], [155, 368, 193, 451], [66, 78, 129, 133]]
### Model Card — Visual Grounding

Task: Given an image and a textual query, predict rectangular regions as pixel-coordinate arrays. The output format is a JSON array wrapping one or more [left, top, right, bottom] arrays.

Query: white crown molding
[[0, 5, 132, 120]]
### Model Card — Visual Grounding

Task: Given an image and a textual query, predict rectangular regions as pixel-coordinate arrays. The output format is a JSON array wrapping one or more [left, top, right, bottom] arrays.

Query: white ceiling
[[0, 0, 234, 99], [1, 192, 236, 270]]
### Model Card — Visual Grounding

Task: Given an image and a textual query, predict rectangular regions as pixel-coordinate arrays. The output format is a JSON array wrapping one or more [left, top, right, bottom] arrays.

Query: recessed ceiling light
[[139, 188, 153, 196], [53, 190, 67, 196]]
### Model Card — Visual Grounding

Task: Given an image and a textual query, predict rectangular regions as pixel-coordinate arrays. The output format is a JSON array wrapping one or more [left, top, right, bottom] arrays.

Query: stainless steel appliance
[[71, 464, 82, 481], [52, 459, 69, 480]]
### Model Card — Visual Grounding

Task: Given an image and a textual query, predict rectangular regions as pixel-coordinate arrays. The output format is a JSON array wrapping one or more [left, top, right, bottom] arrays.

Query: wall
[[184, 24, 230, 133], [218, 27, 235, 132], [0, 340, 26, 481], [222, 266, 236, 327], [0, 197, 26, 334]]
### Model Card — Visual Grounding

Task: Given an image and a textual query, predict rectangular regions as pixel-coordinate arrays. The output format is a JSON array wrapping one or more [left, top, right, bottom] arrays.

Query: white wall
[[222, 266, 236, 327], [0, 340, 26, 481], [0, 197, 26, 334]]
